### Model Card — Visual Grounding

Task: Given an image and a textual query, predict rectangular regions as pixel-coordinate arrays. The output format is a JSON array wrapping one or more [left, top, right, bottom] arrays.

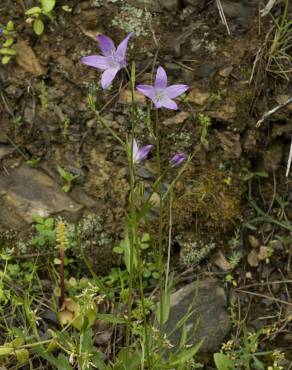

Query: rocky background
[[0, 0, 291, 362]]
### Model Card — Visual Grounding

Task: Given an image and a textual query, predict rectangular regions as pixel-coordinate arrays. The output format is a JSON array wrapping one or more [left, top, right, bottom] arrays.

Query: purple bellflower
[[136, 66, 189, 110], [81, 32, 134, 89], [170, 152, 186, 167], [132, 139, 153, 164]]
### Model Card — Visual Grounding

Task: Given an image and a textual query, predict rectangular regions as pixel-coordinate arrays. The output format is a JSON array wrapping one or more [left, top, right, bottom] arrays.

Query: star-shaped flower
[[132, 139, 153, 164], [81, 32, 133, 89], [136, 66, 189, 110]]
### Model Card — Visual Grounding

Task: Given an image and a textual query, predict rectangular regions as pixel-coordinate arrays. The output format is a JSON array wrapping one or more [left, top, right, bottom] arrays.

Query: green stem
[[165, 189, 173, 293], [155, 109, 164, 333], [96, 113, 125, 148], [136, 252, 151, 368], [20, 339, 52, 349], [125, 63, 137, 356]]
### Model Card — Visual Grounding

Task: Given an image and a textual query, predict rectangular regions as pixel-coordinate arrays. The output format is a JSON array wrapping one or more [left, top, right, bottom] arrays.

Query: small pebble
[[248, 235, 260, 248]]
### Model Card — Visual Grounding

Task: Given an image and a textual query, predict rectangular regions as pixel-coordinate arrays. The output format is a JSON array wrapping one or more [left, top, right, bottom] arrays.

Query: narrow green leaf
[[33, 215, 44, 224], [3, 38, 14, 47], [2, 55, 11, 64], [141, 233, 150, 242], [25, 7, 42, 15], [6, 21, 14, 31], [92, 352, 108, 370], [140, 242, 149, 250], [33, 19, 44, 35], [62, 184, 71, 193], [113, 246, 124, 254], [213, 353, 235, 370], [0, 347, 14, 356], [168, 339, 204, 366], [57, 166, 67, 179], [41, 0, 56, 13], [15, 349, 29, 364], [96, 313, 127, 324], [179, 324, 187, 349], [0, 48, 16, 55], [252, 355, 265, 369]]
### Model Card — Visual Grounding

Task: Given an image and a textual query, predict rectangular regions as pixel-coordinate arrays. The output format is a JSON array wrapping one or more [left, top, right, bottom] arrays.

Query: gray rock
[[162, 279, 231, 352], [219, 0, 254, 33], [0, 164, 84, 229], [0, 145, 14, 160], [125, 0, 162, 12], [262, 143, 283, 172], [158, 0, 179, 12]]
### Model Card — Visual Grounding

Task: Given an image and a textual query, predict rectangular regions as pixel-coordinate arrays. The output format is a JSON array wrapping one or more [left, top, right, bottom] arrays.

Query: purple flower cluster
[[81, 33, 188, 166]]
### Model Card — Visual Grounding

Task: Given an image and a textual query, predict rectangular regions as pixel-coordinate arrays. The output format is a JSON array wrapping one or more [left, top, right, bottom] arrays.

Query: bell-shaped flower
[[169, 152, 186, 167], [81, 32, 134, 89], [132, 139, 153, 164], [136, 66, 189, 110]]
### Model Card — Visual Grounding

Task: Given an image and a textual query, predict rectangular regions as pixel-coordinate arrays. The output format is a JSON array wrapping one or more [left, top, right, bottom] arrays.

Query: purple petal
[[155, 66, 167, 89], [161, 98, 178, 110], [152, 98, 163, 109], [81, 55, 112, 70], [165, 84, 189, 99], [116, 32, 134, 66], [132, 139, 139, 159], [98, 34, 116, 56], [136, 145, 154, 162], [170, 152, 186, 167], [100, 68, 119, 89], [136, 85, 155, 101]]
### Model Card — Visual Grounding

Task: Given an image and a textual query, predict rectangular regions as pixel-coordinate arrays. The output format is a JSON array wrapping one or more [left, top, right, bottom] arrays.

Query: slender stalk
[[165, 189, 173, 293], [136, 252, 151, 368], [155, 109, 164, 332], [59, 246, 65, 308], [96, 113, 125, 148], [125, 63, 138, 356], [126, 64, 151, 368]]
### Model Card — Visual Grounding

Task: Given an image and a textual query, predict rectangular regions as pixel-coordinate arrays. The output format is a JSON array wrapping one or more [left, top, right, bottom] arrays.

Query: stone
[[188, 89, 210, 105], [246, 271, 252, 279], [247, 250, 259, 267], [275, 95, 292, 112], [118, 89, 146, 105], [0, 164, 84, 230], [208, 99, 237, 122], [14, 40, 46, 76], [162, 280, 231, 352], [182, 0, 208, 10], [0, 145, 14, 160], [219, 66, 233, 78], [163, 112, 190, 126], [217, 132, 242, 159], [125, 0, 162, 12], [248, 235, 260, 248], [158, 0, 179, 12], [283, 334, 292, 343], [269, 239, 283, 251], [262, 143, 283, 173], [219, 0, 254, 34], [213, 251, 232, 271], [258, 246, 269, 261]]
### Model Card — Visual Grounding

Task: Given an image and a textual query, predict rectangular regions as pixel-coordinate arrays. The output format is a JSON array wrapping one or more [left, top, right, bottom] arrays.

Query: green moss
[[174, 167, 243, 232]]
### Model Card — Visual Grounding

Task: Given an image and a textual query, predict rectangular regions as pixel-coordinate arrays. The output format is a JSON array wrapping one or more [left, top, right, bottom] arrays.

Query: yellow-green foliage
[[174, 167, 243, 232]]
